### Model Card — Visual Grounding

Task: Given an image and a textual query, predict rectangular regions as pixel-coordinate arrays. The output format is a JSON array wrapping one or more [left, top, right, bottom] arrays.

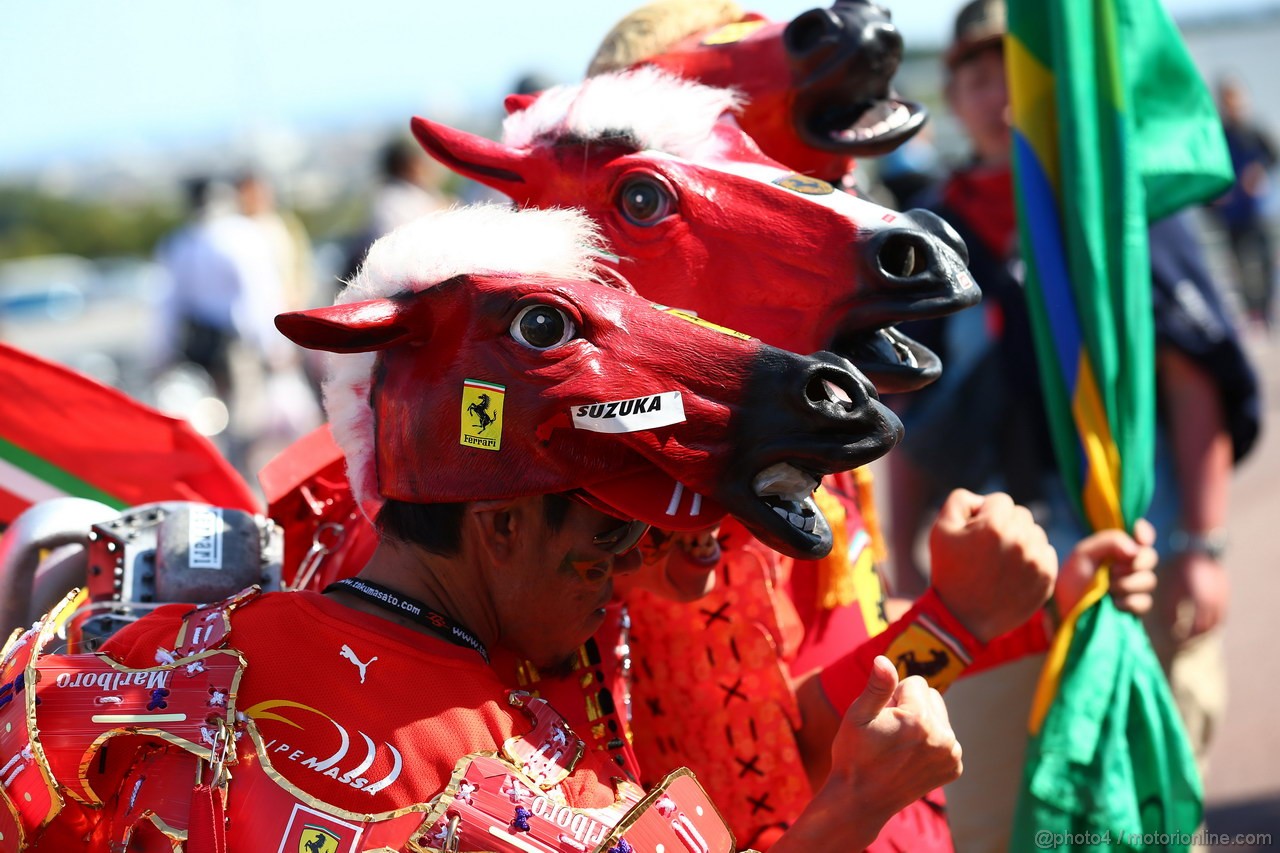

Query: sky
[[1, 0, 1276, 173]]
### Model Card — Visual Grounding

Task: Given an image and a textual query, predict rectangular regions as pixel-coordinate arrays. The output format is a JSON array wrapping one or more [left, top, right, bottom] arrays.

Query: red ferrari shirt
[[101, 591, 619, 813]]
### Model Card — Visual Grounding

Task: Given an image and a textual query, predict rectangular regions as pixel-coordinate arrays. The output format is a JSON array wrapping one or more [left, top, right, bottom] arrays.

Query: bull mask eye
[[617, 176, 673, 226], [511, 304, 576, 350]]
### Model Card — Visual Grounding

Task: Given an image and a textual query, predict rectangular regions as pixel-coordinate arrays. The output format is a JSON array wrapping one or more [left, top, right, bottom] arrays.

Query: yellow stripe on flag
[[1071, 355, 1125, 532], [1028, 567, 1110, 735], [1028, 353, 1125, 734], [1006, 34, 1061, 195]]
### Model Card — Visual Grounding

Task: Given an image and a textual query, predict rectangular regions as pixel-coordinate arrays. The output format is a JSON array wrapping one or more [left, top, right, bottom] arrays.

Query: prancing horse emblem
[[299, 825, 340, 853], [468, 393, 496, 433], [773, 173, 835, 195], [339, 644, 377, 683], [896, 648, 950, 679]]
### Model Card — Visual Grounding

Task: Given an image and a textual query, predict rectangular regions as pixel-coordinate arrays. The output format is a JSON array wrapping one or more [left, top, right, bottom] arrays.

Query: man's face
[[1219, 84, 1246, 124], [484, 496, 641, 668], [947, 46, 1011, 165], [237, 179, 273, 216]]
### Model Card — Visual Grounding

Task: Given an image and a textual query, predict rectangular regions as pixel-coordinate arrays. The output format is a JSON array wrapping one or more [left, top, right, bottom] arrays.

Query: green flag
[[1005, 0, 1233, 849]]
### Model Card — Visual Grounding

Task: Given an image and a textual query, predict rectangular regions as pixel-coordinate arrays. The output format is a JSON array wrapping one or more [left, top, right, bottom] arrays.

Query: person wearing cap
[[13, 206, 965, 852], [886, 1, 1260, 849]]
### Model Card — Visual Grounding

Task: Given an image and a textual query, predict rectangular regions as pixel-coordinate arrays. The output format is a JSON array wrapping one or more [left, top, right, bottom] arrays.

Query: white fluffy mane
[[325, 204, 607, 513], [338, 204, 605, 303], [502, 67, 742, 159]]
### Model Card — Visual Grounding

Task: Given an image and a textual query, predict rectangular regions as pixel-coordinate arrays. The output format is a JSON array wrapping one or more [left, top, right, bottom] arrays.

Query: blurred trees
[[0, 186, 373, 263], [0, 188, 183, 260]]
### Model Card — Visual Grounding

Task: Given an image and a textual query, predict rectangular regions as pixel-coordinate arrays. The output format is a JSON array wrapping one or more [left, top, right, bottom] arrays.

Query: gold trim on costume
[[0, 784, 26, 850], [416, 750, 642, 852], [501, 694, 586, 790], [594, 766, 739, 852], [172, 585, 258, 651], [1, 627, 21, 662], [119, 809, 188, 851], [23, 590, 82, 831], [65, 648, 246, 806]]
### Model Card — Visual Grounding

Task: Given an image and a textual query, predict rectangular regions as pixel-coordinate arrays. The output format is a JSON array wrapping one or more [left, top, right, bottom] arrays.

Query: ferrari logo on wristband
[[885, 615, 971, 691]]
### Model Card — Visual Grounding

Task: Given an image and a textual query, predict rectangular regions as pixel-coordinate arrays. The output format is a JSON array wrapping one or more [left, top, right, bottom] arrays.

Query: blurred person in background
[[153, 175, 307, 469], [368, 137, 447, 238], [884, 1, 1262, 848], [874, 112, 943, 210], [153, 176, 287, 400], [341, 137, 449, 282], [235, 170, 316, 313], [233, 170, 324, 466], [1212, 77, 1277, 330]]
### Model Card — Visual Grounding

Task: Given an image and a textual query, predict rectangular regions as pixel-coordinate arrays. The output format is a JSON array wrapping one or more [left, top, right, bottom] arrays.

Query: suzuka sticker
[[571, 392, 686, 434], [188, 506, 224, 569], [773, 173, 836, 195], [460, 379, 505, 451]]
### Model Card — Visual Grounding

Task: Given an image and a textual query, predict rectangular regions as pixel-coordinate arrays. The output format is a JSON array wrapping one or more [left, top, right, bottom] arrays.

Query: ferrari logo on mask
[[460, 379, 505, 451], [773, 173, 836, 195]]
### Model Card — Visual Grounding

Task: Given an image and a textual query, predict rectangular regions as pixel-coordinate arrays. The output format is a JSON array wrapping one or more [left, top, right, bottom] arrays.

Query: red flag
[[0, 343, 258, 524]]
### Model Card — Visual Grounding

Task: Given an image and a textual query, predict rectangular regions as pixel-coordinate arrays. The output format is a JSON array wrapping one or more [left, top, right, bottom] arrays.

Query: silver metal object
[[0, 497, 118, 633], [0, 499, 283, 646]]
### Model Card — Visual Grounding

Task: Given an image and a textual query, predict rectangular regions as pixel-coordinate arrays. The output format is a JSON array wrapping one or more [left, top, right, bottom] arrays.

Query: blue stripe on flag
[[1011, 130, 1081, 392]]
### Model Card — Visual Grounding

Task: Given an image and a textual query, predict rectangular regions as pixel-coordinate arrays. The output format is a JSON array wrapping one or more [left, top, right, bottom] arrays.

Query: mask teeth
[[885, 329, 918, 368], [753, 462, 820, 503], [832, 100, 912, 142], [770, 495, 819, 533]]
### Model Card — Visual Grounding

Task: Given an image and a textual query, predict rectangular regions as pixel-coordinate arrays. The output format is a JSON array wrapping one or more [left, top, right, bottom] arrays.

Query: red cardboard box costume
[[1, 206, 907, 851]]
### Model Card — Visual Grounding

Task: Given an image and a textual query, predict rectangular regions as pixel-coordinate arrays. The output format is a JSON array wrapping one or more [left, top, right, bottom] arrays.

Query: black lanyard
[[323, 577, 489, 664]]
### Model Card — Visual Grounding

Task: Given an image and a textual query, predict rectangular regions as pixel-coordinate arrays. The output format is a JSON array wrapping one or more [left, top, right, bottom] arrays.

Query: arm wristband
[[819, 587, 984, 714], [964, 610, 1053, 676]]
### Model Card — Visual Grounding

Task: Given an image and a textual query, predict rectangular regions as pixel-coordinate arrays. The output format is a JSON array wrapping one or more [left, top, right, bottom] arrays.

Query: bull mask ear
[[503, 93, 537, 115], [410, 116, 531, 201], [276, 298, 426, 353]]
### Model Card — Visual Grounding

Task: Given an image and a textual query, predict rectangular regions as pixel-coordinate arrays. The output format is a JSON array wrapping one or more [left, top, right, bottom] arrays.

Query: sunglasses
[[562, 491, 651, 556]]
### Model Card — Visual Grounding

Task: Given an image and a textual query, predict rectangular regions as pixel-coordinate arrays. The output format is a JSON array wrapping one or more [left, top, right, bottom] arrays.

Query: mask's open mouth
[[754, 461, 823, 534], [726, 353, 901, 558], [805, 96, 928, 157], [833, 325, 941, 395], [747, 461, 831, 555]]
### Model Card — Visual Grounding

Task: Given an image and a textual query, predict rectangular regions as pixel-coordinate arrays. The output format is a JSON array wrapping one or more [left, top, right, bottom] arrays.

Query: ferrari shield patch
[[885, 617, 971, 691], [296, 826, 338, 853], [276, 804, 361, 853], [460, 379, 504, 451]]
